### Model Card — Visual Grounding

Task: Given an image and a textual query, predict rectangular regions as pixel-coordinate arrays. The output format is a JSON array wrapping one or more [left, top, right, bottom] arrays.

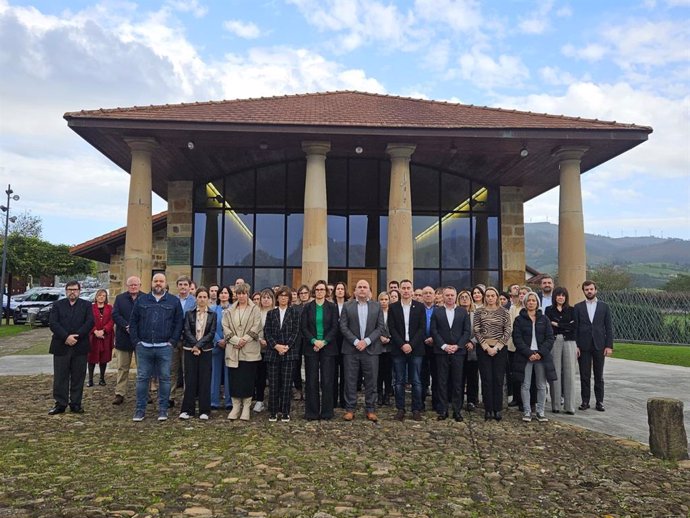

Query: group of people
[[47, 273, 613, 425]]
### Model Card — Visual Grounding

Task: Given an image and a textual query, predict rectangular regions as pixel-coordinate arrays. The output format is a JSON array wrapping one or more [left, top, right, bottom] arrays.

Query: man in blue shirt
[[170, 275, 196, 407], [129, 273, 184, 422]]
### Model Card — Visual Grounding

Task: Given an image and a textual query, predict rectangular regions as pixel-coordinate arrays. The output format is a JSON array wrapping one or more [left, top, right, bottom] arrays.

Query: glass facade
[[192, 158, 501, 292]]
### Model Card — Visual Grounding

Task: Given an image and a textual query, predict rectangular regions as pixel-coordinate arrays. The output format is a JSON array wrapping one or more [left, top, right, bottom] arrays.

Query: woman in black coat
[[512, 292, 556, 423], [180, 287, 217, 420], [301, 280, 340, 420]]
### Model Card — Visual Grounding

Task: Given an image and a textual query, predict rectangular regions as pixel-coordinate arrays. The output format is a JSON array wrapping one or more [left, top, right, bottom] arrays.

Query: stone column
[[123, 137, 157, 293], [554, 146, 589, 304], [500, 187, 525, 289], [166, 181, 193, 295], [386, 143, 416, 284], [301, 141, 331, 290]]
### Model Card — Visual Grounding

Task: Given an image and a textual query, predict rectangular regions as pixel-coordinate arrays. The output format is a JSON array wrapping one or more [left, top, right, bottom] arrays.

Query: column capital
[[124, 137, 158, 153], [301, 141, 331, 157], [552, 145, 588, 162], [386, 143, 416, 159]]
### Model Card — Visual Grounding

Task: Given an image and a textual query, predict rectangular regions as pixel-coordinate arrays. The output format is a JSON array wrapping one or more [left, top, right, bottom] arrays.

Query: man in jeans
[[111, 276, 142, 405], [129, 273, 184, 422]]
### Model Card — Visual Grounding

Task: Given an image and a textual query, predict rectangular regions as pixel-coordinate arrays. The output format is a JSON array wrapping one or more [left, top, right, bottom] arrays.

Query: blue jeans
[[210, 346, 231, 408], [392, 355, 423, 412], [136, 345, 172, 412]]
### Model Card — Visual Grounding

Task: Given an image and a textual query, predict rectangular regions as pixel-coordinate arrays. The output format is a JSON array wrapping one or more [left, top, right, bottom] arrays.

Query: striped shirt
[[473, 306, 511, 350]]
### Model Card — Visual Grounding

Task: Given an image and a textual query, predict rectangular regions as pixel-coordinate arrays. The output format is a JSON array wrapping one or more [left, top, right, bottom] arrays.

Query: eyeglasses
[[314, 288, 326, 291], [66, 288, 80, 292], [299, 291, 309, 295]]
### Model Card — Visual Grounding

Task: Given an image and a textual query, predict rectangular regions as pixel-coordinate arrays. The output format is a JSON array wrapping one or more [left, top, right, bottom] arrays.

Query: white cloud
[[223, 19, 261, 39], [562, 42, 607, 61], [539, 66, 577, 86], [414, 0, 483, 32], [165, 0, 208, 18], [517, 0, 554, 35], [457, 47, 529, 88]]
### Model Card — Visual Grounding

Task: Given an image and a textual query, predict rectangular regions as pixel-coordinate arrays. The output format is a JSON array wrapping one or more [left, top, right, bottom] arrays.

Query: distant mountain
[[525, 223, 690, 287]]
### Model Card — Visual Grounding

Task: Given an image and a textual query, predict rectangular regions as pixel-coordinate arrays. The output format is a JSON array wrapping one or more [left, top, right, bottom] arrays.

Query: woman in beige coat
[[223, 283, 262, 421]]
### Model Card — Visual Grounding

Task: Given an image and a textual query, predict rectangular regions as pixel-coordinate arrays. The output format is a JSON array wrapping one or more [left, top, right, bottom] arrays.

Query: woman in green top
[[300, 280, 340, 420]]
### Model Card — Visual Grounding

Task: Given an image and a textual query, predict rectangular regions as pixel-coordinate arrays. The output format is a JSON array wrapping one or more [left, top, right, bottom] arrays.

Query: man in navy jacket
[[111, 276, 142, 405], [129, 273, 184, 422], [48, 281, 94, 415]]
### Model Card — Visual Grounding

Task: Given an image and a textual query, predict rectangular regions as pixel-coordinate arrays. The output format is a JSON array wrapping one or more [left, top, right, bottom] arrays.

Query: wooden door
[[347, 269, 378, 298]]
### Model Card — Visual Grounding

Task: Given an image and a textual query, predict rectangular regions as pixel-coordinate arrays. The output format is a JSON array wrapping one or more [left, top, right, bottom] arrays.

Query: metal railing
[[601, 291, 690, 345]]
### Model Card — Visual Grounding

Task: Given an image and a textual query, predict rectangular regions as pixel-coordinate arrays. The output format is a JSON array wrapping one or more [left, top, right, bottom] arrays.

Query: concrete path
[[0, 354, 688, 446]]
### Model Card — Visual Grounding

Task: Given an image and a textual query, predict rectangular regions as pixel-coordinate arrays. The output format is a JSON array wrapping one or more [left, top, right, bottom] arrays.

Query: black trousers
[[181, 349, 212, 415], [578, 347, 606, 404], [377, 352, 393, 399], [463, 358, 479, 405], [477, 347, 507, 413], [292, 353, 303, 391], [304, 354, 336, 419], [254, 354, 267, 402], [421, 348, 439, 411], [436, 353, 465, 416], [267, 359, 297, 415], [52, 350, 87, 408]]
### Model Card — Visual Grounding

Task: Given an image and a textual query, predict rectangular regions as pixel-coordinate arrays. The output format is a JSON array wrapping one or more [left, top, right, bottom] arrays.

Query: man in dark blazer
[[388, 279, 427, 421], [48, 281, 95, 414], [431, 286, 472, 422], [574, 280, 613, 411], [339, 279, 385, 422], [111, 276, 142, 405]]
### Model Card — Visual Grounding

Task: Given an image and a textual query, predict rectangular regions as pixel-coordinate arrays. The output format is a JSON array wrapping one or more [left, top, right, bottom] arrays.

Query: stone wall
[[500, 186, 526, 289], [109, 226, 168, 295]]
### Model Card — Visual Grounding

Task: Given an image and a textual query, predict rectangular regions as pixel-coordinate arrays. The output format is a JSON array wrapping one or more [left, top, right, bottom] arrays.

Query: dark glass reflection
[[225, 169, 255, 209], [257, 164, 286, 210], [222, 267, 253, 290], [349, 215, 379, 268], [441, 213, 471, 268], [287, 161, 306, 210], [414, 270, 440, 290], [348, 159, 379, 212], [195, 181, 224, 210], [441, 173, 470, 212], [441, 270, 472, 291], [411, 165, 439, 211], [193, 267, 221, 290], [472, 215, 499, 270], [379, 216, 388, 268], [255, 214, 285, 266], [326, 159, 347, 211], [193, 212, 222, 266], [328, 215, 347, 267], [413, 215, 439, 268], [254, 269, 285, 291], [286, 213, 304, 267], [222, 212, 253, 266]]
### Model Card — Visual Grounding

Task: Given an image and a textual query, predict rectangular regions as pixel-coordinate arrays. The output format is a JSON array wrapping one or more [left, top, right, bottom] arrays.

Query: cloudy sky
[[0, 0, 688, 245]]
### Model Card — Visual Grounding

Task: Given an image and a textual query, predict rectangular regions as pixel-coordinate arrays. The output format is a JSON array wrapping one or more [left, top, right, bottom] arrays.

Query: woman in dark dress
[[87, 289, 114, 387], [301, 280, 340, 420]]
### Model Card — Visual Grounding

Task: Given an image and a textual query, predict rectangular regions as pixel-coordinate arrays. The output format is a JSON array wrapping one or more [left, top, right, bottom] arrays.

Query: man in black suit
[[48, 281, 95, 414], [388, 279, 427, 421], [339, 279, 385, 422], [431, 286, 472, 421], [574, 280, 613, 411]]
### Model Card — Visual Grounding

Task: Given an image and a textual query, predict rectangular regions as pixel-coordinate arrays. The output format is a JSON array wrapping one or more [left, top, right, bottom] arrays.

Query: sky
[[0, 0, 689, 246]]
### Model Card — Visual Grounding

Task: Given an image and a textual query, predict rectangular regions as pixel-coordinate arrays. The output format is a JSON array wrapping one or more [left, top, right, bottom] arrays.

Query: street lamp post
[[1, 184, 20, 326]]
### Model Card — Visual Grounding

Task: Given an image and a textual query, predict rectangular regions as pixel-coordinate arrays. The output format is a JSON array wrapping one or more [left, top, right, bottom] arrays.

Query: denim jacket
[[129, 291, 184, 346]]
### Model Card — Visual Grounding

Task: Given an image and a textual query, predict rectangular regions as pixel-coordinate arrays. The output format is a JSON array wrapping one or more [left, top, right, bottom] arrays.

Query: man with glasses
[[111, 276, 142, 405], [48, 281, 94, 415]]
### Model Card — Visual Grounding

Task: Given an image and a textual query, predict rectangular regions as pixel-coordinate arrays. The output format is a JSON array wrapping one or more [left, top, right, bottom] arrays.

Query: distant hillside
[[525, 222, 690, 288]]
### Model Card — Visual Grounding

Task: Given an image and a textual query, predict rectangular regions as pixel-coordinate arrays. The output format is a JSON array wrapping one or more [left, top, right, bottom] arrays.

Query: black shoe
[[508, 400, 519, 407], [466, 402, 475, 412], [168, 400, 175, 408], [394, 410, 405, 421], [579, 402, 590, 410], [70, 406, 84, 414], [484, 411, 493, 421], [98, 378, 106, 386], [382, 396, 391, 406], [112, 395, 124, 405], [211, 405, 219, 410], [86, 380, 94, 387], [552, 409, 560, 413], [494, 411, 502, 422], [565, 411, 575, 415], [595, 402, 605, 412], [437, 413, 448, 421], [147, 397, 154, 405], [453, 413, 463, 422], [377, 395, 384, 406], [48, 405, 66, 415]]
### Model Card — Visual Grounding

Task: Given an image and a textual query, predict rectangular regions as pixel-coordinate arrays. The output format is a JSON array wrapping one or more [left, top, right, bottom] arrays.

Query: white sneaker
[[178, 412, 190, 420], [199, 413, 209, 420], [253, 401, 264, 412], [522, 414, 532, 422]]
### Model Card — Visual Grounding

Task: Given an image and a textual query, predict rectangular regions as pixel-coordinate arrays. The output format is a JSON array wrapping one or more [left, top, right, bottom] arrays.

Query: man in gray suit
[[339, 279, 385, 422]]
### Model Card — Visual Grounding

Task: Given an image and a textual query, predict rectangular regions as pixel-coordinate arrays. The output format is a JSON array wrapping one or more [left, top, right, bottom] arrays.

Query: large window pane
[[411, 165, 439, 211], [326, 158, 347, 211], [413, 215, 439, 268], [441, 173, 470, 211], [287, 160, 306, 210], [286, 213, 303, 267], [256, 163, 286, 210], [441, 270, 471, 291], [255, 214, 284, 266], [348, 159, 379, 212], [193, 211, 222, 266], [414, 270, 440, 291], [328, 215, 347, 267], [349, 215, 379, 268], [379, 161, 391, 208], [225, 169, 255, 209], [254, 268, 285, 292], [472, 270, 500, 289], [223, 212, 253, 266], [379, 216, 388, 268], [471, 185, 499, 213], [472, 215, 499, 270], [222, 267, 253, 290], [195, 181, 224, 210], [441, 213, 471, 268], [193, 267, 221, 290]]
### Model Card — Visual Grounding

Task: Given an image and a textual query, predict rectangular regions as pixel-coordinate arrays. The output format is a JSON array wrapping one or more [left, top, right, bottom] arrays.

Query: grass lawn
[[12, 341, 50, 355], [0, 323, 30, 339], [614, 342, 690, 367]]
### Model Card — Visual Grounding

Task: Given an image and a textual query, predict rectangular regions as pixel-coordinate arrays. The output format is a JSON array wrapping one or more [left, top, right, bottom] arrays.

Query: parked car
[[13, 290, 65, 326]]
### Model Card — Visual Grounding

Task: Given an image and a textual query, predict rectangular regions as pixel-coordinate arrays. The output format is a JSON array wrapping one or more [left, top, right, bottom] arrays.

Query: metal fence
[[602, 291, 690, 345]]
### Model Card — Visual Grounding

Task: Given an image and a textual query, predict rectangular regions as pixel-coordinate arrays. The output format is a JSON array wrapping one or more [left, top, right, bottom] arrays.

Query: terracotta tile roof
[[64, 91, 651, 131], [70, 211, 168, 259]]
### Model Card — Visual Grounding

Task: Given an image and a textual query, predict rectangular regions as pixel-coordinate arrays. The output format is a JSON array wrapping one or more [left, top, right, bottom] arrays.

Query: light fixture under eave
[[187, 141, 195, 150], [259, 141, 269, 150], [355, 146, 364, 154], [520, 147, 529, 158]]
